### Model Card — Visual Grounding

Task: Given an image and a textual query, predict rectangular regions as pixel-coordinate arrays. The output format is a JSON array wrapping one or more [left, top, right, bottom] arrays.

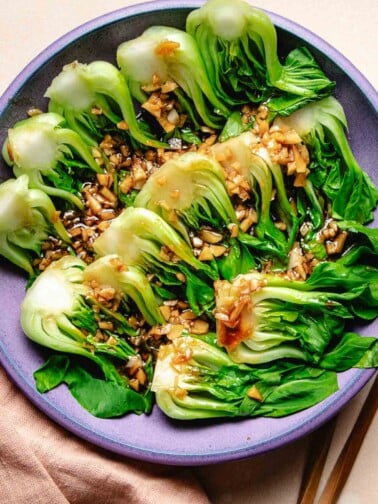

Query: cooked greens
[[45, 60, 166, 149], [152, 335, 338, 419], [211, 132, 299, 255], [20, 255, 153, 415], [93, 206, 217, 315], [134, 152, 237, 239], [186, 0, 335, 115], [93, 206, 215, 277], [2, 112, 102, 208], [214, 270, 377, 369], [83, 254, 165, 326], [20, 256, 136, 366], [0, 175, 70, 275], [274, 97, 378, 223], [117, 26, 230, 129], [0, 0, 377, 421]]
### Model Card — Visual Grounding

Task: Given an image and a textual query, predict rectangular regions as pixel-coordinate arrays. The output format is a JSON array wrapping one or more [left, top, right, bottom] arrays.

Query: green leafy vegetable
[[211, 132, 299, 255], [152, 335, 338, 419], [93, 206, 215, 274], [2, 112, 103, 208], [0, 1, 376, 423], [45, 60, 166, 149], [93, 206, 217, 314], [0, 175, 70, 275], [34, 354, 152, 417], [83, 254, 165, 326], [214, 271, 377, 369], [274, 97, 378, 223], [218, 110, 254, 142], [116, 25, 230, 129], [134, 151, 237, 239], [186, 0, 335, 114], [20, 256, 138, 383], [337, 221, 378, 257], [217, 239, 257, 281]]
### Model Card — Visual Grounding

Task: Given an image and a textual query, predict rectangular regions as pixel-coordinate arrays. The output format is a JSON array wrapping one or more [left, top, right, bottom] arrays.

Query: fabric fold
[[0, 367, 211, 504]]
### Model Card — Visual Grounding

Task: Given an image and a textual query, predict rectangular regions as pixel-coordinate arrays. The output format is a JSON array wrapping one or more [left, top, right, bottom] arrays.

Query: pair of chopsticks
[[297, 374, 378, 504]]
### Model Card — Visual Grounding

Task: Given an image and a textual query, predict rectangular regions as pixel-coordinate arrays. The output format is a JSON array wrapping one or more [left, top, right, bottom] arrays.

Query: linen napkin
[[0, 366, 211, 504]]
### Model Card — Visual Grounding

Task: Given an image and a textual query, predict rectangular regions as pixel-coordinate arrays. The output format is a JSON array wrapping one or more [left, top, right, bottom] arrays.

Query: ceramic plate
[[0, 1, 377, 465]]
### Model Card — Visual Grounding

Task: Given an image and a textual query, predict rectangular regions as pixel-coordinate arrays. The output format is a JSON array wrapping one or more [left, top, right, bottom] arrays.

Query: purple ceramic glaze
[[0, 1, 377, 466]]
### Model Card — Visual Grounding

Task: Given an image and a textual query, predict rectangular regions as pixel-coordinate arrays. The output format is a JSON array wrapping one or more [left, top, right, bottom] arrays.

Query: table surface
[[0, 1, 377, 503]]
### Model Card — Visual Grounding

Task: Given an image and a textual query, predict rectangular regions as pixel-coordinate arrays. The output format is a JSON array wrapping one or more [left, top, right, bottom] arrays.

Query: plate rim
[[1, 338, 375, 465], [0, 0, 377, 465]]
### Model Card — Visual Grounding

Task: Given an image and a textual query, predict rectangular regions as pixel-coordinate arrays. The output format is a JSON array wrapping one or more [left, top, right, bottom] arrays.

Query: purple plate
[[0, 1, 377, 465]]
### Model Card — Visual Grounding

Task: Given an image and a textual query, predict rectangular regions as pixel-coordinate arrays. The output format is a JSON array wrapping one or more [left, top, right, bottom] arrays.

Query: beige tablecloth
[[0, 2, 377, 503]]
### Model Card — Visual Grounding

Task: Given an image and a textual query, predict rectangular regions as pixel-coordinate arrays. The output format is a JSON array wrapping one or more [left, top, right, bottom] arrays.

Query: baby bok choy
[[274, 97, 378, 223], [0, 175, 70, 275], [186, 0, 335, 115], [21, 255, 153, 417], [134, 152, 238, 240], [93, 207, 217, 315], [45, 60, 166, 149], [134, 150, 263, 278], [152, 334, 338, 420], [211, 131, 299, 257], [2, 112, 102, 209], [214, 271, 378, 370], [83, 254, 164, 327], [116, 26, 230, 130]]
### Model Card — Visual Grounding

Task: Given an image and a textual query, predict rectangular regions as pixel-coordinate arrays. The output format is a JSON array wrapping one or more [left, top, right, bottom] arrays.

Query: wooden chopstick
[[318, 373, 378, 503], [297, 416, 338, 504], [297, 373, 378, 504]]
